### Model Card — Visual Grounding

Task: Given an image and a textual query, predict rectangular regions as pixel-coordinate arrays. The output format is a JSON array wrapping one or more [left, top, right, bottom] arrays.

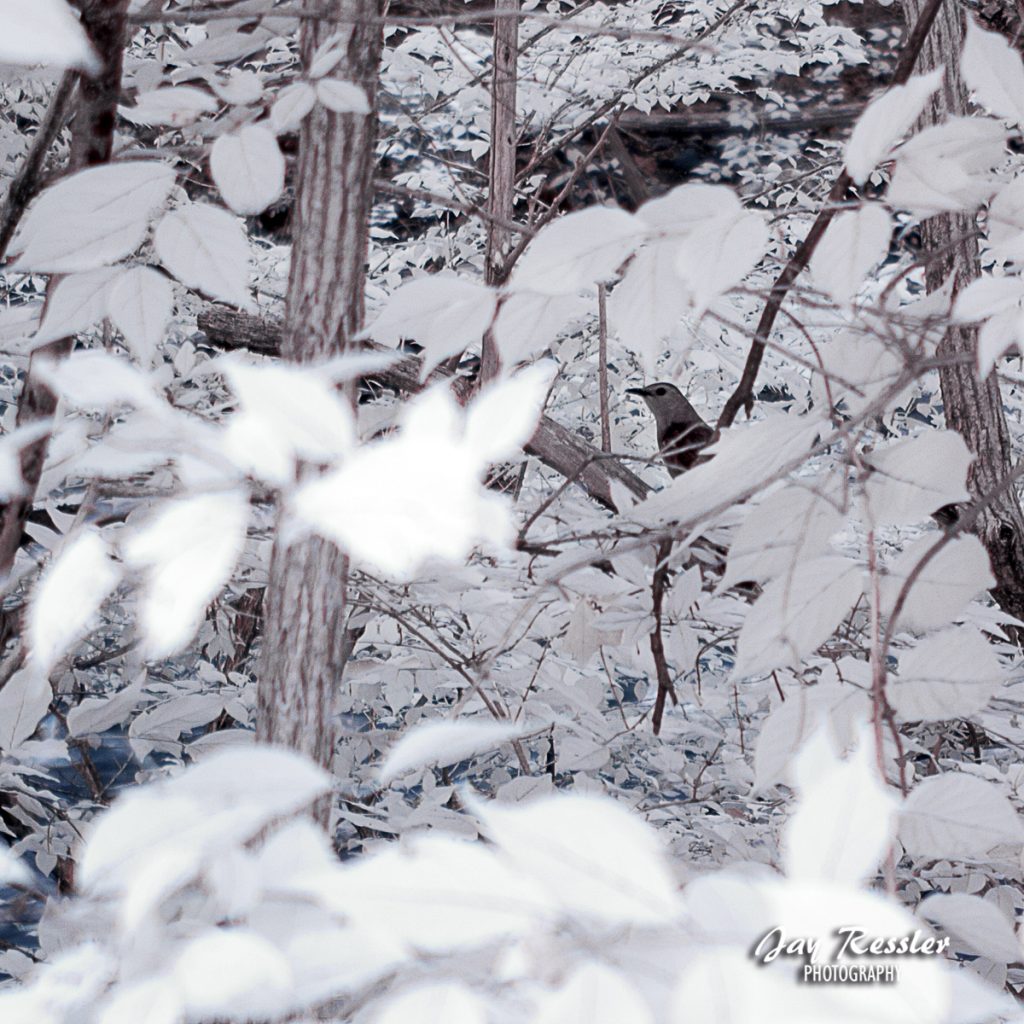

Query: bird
[[626, 382, 716, 477]]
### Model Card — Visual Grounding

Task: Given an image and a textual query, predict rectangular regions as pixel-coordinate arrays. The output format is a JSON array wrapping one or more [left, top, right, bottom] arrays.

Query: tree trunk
[[0, 0, 129, 622], [902, 0, 1024, 625], [256, 0, 383, 778], [479, 0, 519, 383]]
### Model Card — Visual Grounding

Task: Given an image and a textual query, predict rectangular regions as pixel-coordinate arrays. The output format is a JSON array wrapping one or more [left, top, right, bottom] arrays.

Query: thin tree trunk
[[0, 0, 129, 616], [479, 0, 519, 383], [902, 0, 1024, 625], [256, 0, 383, 780]]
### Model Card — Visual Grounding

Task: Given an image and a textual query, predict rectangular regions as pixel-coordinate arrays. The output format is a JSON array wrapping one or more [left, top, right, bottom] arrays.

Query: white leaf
[[120, 86, 218, 127], [733, 556, 863, 679], [269, 82, 317, 134], [464, 362, 554, 463], [882, 535, 995, 633], [0, 423, 50, 502], [901, 774, 1024, 858], [919, 893, 1021, 963], [28, 532, 121, 674], [293, 388, 513, 577], [890, 626, 1005, 721], [211, 70, 263, 107], [510, 207, 643, 295], [534, 965, 653, 1024], [636, 182, 743, 237], [962, 18, 1024, 127], [32, 268, 118, 346], [210, 125, 285, 216], [491, 289, 588, 367], [124, 491, 250, 658], [953, 275, 1024, 323], [809, 205, 891, 307], [106, 266, 174, 365], [36, 349, 160, 411], [607, 243, 690, 372], [173, 930, 293, 1021], [67, 674, 146, 738], [154, 203, 253, 310], [0, 842, 29, 886], [784, 733, 897, 886], [315, 78, 370, 114], [380, 720, 523, 784], [0, 668, 51, 751], [976, 307, 1024, 377], [674, 209, 768, 315], [862, 430, 972, 527], [844, 69, 943, 184], [308, 34, 348, 78], [987, 175, 1024, 262], [2, 0, 98, 73], [721, 485, 843, 590], [11, 162, 175, 273], [476, 794, 680, 926], [129, 694, 224, 761], [366, 276, 497, 378], [887, 118, 1006, 216], [376, 984, 485, 1024], [220, 359, 354, 484]]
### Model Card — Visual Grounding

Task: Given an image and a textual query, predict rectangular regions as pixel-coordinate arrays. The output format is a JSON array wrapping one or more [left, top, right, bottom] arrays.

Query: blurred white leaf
[[366, 275, 497, 379], [120, 86, 218, 127], [721, 484, 843, 590], [316, 78, 370, 114], [0, 668, 50, 751], [919, 893, 1021, 963], [607, 243, 690, 372], [270, 82, 317, 133], [491, 289, 588, 367], [210, 125, 285, 216], [844, 69, 943, 184], [220, 358, 354, 484], [0, 423, 49, 503], [10, 162, 175, 273], [476, 793, 680, 925], [2, 0, 98, 72], [0, 842, 29, 886], [211, 69, 263, 107], [106, 266, 174, 365], [293, 387, 514, 577], [510, 207, 642, 296], [976, 307, 1024, 377], [887, 118, 1006, 216], [124, 491, 250, 657], [986, 175, 1024, 262], [733, 556, 863, 679], [675, 209, 768, 316], [962, 18, 1024, 127], [784, 732, 897, 885], [33, 268, 118, 346], [380, 720, 523, 784], [637, 182, 744, 237], [173, 929, 293, 1021], [890, 626, 1005, 722], [809, 204, 891, 307], [534, 964, 653, 1024], [154, 203, 253, 310], [28, 531, 121, 674], [901, 774, 1024, 858], [376, 984, 486, 1024], [881, 534, 995, 633], [36, 349, 161, 411], [97, 978, 182, 1024], [464, 362, 553, 462], [862, 430, 972, 527], [953, 275, 1024, 323]]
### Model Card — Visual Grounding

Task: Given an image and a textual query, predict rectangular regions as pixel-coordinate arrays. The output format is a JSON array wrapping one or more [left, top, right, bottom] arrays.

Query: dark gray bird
[[626, 382, 716, 477]]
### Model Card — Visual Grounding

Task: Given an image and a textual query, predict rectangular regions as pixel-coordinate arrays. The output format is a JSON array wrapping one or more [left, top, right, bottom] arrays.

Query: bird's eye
[[655, 387, 666, 396]]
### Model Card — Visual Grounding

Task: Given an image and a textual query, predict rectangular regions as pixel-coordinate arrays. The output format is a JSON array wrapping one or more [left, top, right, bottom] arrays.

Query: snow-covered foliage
[[3, 0, 1024, 1021]]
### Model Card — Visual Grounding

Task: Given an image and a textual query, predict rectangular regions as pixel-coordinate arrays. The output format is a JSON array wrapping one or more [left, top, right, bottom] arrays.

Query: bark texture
[[479, 0, 519, 382], [256, 0, 384, 771], [903, 0, 1024, 625], [0, 0, 129, 600]]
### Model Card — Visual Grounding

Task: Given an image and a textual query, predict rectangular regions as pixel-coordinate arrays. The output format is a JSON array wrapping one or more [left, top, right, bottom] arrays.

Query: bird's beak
[[625, 387, 648, 397]]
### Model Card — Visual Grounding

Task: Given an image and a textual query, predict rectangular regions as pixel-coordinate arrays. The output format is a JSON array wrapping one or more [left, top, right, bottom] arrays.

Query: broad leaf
[[11, 162, 175, 273], [843, 69, 943, 184], [154, 203, 254, 310], [210, 125, 285, 216], [919, 893, 1022, 963], [0, 668, 51, 752], [809, 204, 891, 307], [2, 0, 98, 73], [106, 266, 174, 365], [380, 720, 524, 784], [962, 18, 1024, 127], [316, 79, 370, 114], [270, 82, 317, 133], [120, 86, 218, 127], [33, 268, 119, 346]]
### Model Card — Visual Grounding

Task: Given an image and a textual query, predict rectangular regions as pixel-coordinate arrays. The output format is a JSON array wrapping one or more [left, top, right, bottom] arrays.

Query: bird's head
[[625, 382, 701, 432]]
